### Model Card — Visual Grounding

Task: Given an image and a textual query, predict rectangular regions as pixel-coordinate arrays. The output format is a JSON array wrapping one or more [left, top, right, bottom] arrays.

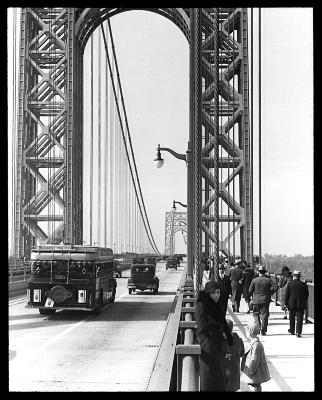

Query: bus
[[26, 244, 116, 315]]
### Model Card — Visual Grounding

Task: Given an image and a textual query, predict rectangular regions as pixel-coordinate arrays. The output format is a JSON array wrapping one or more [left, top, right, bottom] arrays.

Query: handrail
[[175, 278, 200, 391]]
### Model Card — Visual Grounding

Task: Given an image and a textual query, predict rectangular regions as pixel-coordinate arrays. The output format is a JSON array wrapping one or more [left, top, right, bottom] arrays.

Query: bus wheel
[[129, 288, 132, 294], [39, 308, 56, 315]]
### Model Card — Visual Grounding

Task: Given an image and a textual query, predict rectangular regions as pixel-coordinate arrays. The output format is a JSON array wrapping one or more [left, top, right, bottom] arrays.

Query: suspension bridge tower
[[12, 8, 253, 288]]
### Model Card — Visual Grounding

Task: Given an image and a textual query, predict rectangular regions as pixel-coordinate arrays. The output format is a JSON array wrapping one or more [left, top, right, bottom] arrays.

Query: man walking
[[223, 258, 231, 277], [230, 259, 244, 312], [284, 270, 309, 338], [215, 264, 231, 314], [242, 263, 256, 313], [248, 265, 278, 335]]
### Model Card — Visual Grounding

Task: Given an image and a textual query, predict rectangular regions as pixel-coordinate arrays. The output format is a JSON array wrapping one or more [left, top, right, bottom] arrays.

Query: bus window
[[31, 261, 51, 277]]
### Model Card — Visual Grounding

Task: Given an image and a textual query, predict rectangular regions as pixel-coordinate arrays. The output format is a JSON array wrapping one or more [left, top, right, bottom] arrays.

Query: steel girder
[[14, 7, 251, 267], [164, 211, 187, 255]]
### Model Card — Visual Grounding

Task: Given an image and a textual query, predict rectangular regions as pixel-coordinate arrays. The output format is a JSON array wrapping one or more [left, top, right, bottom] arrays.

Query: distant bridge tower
[[164, 210, 187, 255]]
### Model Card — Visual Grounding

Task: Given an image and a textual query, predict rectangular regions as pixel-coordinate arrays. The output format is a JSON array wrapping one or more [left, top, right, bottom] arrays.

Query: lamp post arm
[[160, 147, 187, 161], [174, 201, 187, 208]]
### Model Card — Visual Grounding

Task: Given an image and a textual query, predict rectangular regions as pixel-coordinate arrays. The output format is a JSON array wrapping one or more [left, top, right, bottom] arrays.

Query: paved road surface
[[9, 262, 185, 392]]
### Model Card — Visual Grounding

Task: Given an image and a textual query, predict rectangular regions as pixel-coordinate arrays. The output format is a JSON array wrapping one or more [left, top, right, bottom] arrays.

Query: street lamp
[[153, 145, 164, 168], [154, 143, 193, 282]]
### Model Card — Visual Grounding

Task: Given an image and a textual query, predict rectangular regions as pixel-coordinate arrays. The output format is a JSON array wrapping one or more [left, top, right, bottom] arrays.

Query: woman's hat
[[205, 280, 220, 293]]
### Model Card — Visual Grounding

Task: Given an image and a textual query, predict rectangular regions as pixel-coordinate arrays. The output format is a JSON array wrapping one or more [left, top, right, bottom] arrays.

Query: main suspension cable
[[100, 23, 160, 255], [106, 19, 160, 255]]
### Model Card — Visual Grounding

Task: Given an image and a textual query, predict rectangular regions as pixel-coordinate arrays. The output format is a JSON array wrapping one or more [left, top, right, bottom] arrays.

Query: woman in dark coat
[[278, 266, 293, 319], [196, 280, 233, 391]]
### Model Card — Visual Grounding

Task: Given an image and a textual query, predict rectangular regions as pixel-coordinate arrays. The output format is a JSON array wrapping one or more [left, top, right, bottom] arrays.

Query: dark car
[[113, 260, 122, 278], [166, 257, 180, 270], [146, 257, 157, 266], [127, 264, 159, 294]]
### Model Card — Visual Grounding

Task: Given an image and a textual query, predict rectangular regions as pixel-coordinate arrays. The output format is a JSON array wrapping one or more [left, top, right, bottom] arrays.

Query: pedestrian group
[[196, 256, 310, 391]]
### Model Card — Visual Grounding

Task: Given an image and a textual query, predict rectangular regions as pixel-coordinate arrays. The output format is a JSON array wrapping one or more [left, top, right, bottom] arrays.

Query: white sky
[[7, 8, 313, 257]]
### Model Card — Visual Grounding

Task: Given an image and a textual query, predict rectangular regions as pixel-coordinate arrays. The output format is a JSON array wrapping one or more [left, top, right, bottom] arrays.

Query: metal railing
[[175, 278, 200, 391]]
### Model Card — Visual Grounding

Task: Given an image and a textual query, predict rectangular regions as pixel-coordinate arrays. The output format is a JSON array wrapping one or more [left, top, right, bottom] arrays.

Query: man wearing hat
[[284, 270, 309, 337], [223, 258, 231, 277], [230, 259, 244, 312], [215, 263, 232, 314], [248, 265, 278, 335]]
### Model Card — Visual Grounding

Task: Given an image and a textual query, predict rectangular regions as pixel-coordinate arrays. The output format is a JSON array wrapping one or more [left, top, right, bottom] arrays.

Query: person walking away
[[195, 280, 233, 391], [223, 258, 231, 277], [207, 256, 215, 280], [224, 319, 244, 392], [242, 264, 255, 313], [278, 266, 293, 319], [230, 259, 244, 312], [241, 323, 271, 391], [215, 264, 232, 314], [248, 265, 278, 335], [284, 270, 309, 337]]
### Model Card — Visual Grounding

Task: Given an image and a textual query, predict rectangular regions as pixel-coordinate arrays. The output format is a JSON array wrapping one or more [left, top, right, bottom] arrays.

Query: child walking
[[241, 322, 271, 391], [224, 319, 245, 391]]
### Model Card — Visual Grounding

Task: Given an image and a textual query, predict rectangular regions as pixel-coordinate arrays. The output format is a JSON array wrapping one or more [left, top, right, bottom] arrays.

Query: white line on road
[[36, 292, 129, 353]]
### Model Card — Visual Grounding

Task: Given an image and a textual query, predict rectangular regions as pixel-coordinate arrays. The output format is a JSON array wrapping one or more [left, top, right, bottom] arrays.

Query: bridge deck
[[226, 297, 314, 391]]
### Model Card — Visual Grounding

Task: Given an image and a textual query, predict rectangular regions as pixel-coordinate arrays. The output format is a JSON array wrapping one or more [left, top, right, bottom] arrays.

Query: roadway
[[9, 261, 185, 392]]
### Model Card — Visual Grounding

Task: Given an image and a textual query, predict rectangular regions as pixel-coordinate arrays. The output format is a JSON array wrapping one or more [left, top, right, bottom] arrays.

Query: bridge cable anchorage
[[100, 23, 160, 255]]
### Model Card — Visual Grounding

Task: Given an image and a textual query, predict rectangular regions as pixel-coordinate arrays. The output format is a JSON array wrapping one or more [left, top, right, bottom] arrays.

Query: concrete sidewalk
[[226, 297, 315, 392]]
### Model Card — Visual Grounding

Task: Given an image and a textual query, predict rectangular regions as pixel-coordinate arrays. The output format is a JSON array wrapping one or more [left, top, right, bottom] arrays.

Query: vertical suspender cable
[[104, 21, 108, 247], [106, 20, 160, 255], [250, 8, 254, 264], [232, 9, 236, 259], [98, 31, 101, 245], [101, 23, 160, 254], [90, 35, 93, 245], [11, 8, 17, 257], [258, 8, 262, 263]]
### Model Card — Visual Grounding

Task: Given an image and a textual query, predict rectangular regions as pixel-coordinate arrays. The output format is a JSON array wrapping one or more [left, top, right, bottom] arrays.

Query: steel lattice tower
[[13, 8, 252, 270], [164, 211, 187, 255]]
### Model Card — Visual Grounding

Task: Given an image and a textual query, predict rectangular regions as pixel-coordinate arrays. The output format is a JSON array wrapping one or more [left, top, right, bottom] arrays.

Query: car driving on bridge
[[166, 257, 180, 270], [127, 264, 159, 294]]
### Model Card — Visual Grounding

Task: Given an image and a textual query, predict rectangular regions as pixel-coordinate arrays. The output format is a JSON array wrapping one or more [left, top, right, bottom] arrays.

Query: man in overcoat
[[242, 263, 256, 313], [248, 265, 278, 335], [215, 264, 232, 314], [284, 270, 309, 337], [230, 259, 244, 312]]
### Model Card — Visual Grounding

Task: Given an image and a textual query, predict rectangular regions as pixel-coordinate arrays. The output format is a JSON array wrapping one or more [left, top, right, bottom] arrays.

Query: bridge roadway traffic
[[9, 261, 185, 391]]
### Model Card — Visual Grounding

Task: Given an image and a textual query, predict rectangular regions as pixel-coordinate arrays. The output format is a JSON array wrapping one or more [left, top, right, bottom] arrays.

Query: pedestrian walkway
[[226, 297, 314, 391]]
